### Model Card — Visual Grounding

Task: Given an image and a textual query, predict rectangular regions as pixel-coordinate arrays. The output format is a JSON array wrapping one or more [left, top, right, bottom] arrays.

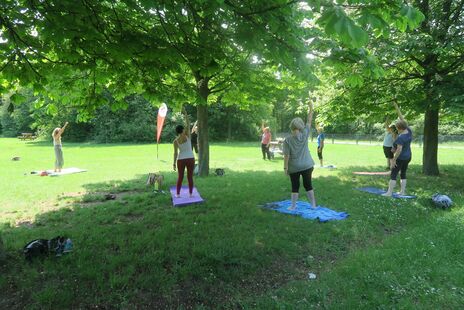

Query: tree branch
[[225, 0, 299, 16]]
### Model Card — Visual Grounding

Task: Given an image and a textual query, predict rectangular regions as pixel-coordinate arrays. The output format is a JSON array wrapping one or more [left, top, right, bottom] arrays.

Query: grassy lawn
[[0, 138, 463, 309]]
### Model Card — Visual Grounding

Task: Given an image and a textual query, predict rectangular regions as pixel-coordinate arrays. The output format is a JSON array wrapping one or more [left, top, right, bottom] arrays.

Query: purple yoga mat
[[170, 186, 204, 207]]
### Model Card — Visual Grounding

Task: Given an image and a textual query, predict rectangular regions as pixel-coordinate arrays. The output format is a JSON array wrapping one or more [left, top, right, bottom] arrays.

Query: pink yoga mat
[[170, 186, 204, 207], [353, 171, 390, 176]]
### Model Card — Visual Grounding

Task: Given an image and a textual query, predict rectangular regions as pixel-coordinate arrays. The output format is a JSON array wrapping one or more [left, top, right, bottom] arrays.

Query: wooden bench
[[18, 133, 37, 140]]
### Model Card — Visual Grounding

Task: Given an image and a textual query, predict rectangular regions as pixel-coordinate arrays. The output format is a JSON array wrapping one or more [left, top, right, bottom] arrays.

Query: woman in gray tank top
[[282, 102, 317, 210]]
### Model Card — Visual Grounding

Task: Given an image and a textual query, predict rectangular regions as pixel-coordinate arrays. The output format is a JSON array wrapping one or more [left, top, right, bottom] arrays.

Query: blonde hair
[[52, 128, 60, 137], [289, 118, 305, 131], [395, 119, 408, 130]]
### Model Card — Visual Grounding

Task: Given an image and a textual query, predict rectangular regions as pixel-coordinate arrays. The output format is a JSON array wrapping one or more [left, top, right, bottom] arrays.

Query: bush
[[92, 95, 158, 143], [0, 90, 35, 137]]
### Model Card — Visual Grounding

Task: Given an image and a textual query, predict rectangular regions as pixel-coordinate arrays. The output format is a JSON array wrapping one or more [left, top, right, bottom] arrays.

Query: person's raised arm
[[191, 121, 198, 134], [384, 118, 390, 129], [307, 101, 314, 130], [59, 122, 69, 135], [261, 120, 265, 132], [183, 107, 190, 138], [393, 101, 405, 121]]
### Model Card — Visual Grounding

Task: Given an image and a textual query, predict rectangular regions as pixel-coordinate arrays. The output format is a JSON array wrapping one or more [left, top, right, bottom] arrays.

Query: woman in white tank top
[[173, 109, 195, 197], [52, 122, 69, 172]]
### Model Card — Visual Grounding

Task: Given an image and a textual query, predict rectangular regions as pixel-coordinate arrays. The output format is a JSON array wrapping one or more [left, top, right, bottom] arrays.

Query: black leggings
[[317, 148, 323, 160], [390, 158, 411, 180], [289, 167, 314, 193], [261, 144, 271, 159]]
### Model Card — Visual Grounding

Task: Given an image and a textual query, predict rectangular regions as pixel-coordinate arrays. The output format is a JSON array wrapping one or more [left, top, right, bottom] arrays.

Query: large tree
[[316, 0, 464, 175], [391, 0, 464, 175], [1, 0, 423, 175]]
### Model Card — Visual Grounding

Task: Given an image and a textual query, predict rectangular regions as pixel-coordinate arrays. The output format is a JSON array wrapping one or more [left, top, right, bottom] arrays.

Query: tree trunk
[[422, 106, 440, 175], [197, 104, 209, 176], [194, 73, 210, 177]]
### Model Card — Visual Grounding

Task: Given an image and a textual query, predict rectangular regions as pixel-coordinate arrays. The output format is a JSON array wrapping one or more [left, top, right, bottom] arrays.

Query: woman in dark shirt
[[191, 121, 198, 154], [382, 102, 412, 196]]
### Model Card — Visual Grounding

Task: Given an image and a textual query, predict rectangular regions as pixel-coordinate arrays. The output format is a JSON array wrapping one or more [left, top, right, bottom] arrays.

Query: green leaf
[[399, 5, 425, 31], [345, 74, 364, 87], [346, 22, 368, 48], [47, 104, 58, 115], [10, 93, 27, 105]]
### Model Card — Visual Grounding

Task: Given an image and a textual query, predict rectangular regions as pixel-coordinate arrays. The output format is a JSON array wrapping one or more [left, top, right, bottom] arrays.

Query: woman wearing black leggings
[[283, 101, 317, 210], [383, 102, 413, 196]]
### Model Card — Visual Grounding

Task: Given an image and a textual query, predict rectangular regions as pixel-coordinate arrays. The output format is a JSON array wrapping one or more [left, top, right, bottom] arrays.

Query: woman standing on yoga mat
[[283, 101, 317, 210], [382, 102, 413, 197], [52, 122, 69, 172], [173, 108, 195, 198]]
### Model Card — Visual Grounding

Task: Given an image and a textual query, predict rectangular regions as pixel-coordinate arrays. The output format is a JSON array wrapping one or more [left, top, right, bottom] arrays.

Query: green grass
[[0, 138, 463, 309]]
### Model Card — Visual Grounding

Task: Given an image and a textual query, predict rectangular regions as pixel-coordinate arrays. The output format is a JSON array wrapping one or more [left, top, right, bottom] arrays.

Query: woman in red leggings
[[173, 109, 195, 197]]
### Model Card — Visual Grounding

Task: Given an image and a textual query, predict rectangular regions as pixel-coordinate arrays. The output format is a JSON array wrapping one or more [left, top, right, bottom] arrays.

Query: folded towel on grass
[[33, 168, 87, 176]]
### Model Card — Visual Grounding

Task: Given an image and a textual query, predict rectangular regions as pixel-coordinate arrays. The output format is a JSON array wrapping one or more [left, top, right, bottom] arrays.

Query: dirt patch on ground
[[15, 220, 34, 228], [70, 189, 149, 208]]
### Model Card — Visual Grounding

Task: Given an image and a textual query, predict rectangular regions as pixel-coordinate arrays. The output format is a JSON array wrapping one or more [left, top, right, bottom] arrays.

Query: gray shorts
[[54, 145, 64, 168]]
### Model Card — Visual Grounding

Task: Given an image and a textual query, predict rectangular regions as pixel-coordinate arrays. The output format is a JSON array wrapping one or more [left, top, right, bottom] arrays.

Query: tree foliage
[[315, 0, 463, 175], [1, 0, 426, 175]]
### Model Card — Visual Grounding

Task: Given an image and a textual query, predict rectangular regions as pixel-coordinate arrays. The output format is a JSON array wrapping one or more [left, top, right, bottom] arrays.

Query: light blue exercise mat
[[355, 187, 417, 199], [261, 200, 349, 222], [315, 165, 337, 169]]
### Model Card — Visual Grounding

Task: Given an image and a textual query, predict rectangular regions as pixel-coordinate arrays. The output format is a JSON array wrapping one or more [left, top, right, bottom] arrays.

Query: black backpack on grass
[[24, 236, 71, 261]]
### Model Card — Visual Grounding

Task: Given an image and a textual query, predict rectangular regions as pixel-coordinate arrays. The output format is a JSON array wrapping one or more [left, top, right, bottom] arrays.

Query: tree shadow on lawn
[[1, 165, 461, 309]]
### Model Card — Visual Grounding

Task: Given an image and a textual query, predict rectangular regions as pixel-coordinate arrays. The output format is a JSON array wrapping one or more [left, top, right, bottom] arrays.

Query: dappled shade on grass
[[1, 139, 463, 308]]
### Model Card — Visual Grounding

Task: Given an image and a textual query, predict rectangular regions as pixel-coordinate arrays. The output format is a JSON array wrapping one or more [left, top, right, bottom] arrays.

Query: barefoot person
[[283, 102, 317, 210], [173, 108, 195, 198], [261, 121, 272, 160], [382, 102, 413, 196], [52, 122, 69, 172], [382, 119, 397, 170]]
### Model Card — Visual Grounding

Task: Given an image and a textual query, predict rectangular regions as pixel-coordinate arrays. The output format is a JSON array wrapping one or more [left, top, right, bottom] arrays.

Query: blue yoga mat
[[355, 187, 417, 199], [262, 200, 349, 222]]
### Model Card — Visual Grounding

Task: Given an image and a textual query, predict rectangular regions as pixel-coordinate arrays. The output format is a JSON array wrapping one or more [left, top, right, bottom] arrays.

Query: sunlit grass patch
[[0, 138, 462, 308]]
